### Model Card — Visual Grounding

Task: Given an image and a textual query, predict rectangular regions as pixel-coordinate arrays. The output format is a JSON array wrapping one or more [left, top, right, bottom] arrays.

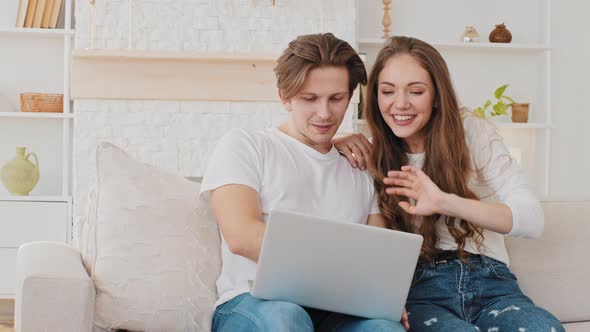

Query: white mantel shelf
[[71, 49, 282, 102]]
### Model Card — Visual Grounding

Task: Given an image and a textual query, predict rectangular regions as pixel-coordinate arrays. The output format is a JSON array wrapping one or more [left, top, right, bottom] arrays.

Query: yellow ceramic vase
[[1, 147, 40, 195]]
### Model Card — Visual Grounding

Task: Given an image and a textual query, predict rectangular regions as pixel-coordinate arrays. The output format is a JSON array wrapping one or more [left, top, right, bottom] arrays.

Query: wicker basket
[[511, 103, 529, 123], [20, 93, 64, 113]]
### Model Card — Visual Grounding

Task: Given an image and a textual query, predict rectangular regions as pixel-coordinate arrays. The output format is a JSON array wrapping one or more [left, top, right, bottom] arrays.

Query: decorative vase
[[511, 103, 530, 123], [1, 147, 40, 195], [489, 23, 512, 43], [461, 26, 480, 42]]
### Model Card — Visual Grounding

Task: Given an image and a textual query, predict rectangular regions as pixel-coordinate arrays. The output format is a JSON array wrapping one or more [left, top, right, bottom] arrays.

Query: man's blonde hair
[[274, 33, 367, 100]]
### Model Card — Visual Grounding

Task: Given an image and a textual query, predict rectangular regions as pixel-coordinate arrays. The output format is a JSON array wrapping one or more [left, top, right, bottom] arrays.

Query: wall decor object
[[128, 0, 133, 48], [489, 23, 512, 43], [89, 0, 96, 48], [382, 0, 391, 39], [20, 93, 64, 113], [1, 147, 40, 196], [511, 103, 530, 123], [461, 26, 480, 42]]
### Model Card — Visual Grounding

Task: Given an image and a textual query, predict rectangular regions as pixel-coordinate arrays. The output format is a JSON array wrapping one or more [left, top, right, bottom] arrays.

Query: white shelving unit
[[0, 111, 74, 119], [360, 39, 550, 51], [357, 0, 552, 197], [0, 0, 74, 299], [0, 27, 74, 38]]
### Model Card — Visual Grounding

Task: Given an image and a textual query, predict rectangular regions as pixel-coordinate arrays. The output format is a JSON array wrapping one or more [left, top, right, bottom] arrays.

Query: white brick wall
[[73, 0, 359, 243]]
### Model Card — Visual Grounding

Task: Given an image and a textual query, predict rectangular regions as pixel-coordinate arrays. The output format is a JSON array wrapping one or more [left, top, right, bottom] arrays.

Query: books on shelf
[[50, 0, 63, 28], [31, 0, 47, 28], [41, 0, 53, 28], [16, 0, 63, 29], [23, 0, 37, 28], [15, 0, 29, 28]]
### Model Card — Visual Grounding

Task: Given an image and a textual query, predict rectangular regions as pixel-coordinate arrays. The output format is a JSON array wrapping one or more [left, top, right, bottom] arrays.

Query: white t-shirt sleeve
[[369, 189, 381, 215], [199, 129, 263, 200], [464, 116, 544, 238]]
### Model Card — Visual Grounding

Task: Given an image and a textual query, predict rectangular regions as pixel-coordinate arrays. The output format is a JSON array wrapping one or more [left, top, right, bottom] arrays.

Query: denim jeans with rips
[[406, 253, 564, 331]]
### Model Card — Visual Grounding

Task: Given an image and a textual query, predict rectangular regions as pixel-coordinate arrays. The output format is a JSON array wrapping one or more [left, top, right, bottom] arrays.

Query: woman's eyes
[[380, 90, 424, 95]]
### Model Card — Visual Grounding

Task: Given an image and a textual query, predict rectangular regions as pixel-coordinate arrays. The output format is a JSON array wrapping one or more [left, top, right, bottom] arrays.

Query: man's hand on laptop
[[402, 308, 410, 330]]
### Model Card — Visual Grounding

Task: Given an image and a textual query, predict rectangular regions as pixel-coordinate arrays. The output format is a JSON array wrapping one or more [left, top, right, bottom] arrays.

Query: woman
[[336, 36, 563, 331]]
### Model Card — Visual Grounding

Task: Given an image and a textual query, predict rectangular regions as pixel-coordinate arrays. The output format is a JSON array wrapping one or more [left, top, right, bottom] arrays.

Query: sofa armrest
[[15, 241, 95, 332]]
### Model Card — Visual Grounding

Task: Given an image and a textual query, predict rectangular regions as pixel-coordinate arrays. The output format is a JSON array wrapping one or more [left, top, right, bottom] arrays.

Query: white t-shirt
[[407, 115, 544, 265], [200, 127, 380, 307]]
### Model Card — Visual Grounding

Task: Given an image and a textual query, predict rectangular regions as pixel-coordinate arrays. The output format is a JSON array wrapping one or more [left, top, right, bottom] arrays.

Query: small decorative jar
[[489, 23, 512, 43], [461, 26, 480, 42], [511, 103, 530, 123], [1, 147, 40, 195]]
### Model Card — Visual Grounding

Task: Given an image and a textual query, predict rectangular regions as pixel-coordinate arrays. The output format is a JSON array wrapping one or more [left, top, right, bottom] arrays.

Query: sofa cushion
[[90, 142, 221, 331], [506, 200, 590, 324]]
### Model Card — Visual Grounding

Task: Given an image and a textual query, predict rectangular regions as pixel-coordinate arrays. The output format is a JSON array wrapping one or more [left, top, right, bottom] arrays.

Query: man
[[200, 33, 407, 332]]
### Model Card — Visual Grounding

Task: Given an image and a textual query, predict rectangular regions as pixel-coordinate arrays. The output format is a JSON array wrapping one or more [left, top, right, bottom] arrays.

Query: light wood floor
[[0, 300, 14, 331], [0, 324, 14, 332]]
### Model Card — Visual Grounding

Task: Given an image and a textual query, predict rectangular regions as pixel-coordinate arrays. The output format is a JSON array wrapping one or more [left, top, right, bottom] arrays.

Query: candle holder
[[89, 0, 96, 48], [128, 0, 133, 48], [382, 0, 391, 39]]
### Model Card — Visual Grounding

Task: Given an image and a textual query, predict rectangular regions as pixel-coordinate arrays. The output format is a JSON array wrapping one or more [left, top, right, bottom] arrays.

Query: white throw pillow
[[90, 142, 221, 331]]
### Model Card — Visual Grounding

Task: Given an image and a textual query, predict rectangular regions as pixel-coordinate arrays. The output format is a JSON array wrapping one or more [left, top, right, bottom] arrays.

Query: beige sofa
[[14, 199, 590, 331], [505, 200, 590, 331]]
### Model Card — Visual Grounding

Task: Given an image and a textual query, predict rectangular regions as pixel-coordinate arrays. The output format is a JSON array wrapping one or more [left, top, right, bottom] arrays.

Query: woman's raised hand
[[384, 165, 446, 216]]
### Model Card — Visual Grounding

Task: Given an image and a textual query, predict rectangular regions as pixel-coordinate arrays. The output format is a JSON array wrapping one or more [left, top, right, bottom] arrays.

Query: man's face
[[281, 66, 350, 153]]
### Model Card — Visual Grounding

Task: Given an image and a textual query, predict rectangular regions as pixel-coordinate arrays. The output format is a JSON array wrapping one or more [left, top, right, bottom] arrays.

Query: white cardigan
[[407, 115, 544, 265]]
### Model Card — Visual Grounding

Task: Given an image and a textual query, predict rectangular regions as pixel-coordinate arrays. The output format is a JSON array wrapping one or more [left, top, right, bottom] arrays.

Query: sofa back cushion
[[88, 142, 221, 331], [506, 200, 590, 324]]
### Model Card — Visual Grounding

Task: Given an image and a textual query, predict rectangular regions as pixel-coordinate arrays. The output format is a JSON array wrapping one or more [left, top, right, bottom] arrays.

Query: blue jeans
[[212, 293, 406, 332], [406, 254, 564, 331]]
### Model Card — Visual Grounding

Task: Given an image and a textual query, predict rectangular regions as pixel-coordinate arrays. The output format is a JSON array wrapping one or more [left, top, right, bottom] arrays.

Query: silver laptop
[[251, 209, 423, 322]]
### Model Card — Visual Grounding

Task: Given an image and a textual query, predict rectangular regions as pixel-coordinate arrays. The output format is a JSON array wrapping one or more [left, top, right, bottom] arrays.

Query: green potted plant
[[473, 84, 529, 123]]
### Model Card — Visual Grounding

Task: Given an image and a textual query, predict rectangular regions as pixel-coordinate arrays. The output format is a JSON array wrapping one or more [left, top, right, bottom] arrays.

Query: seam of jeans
[[487, 261, 514, 281], [411, 268, 425, 287], [459, 260, 468, 321], [225, 308, 263, 329]]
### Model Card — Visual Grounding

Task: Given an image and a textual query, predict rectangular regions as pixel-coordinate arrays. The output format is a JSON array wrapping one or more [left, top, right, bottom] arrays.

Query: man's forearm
[[225, 218, 266, 262]]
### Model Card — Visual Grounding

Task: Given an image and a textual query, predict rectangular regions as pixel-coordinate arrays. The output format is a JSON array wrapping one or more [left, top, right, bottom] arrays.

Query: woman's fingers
[[350, 144, 367, 171], [337, 145, 358, 168], [383, 177, 413, 189], [398, 201, 417, 215], [385, 187, 416, 200], [386, 170, 417, 182], [333, 133, 373, 170]]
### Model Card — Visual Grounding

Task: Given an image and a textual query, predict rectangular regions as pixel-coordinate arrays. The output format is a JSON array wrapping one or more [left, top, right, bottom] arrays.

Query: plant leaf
[[494, 84, 509, 99], [483, 99, 492, 110], [493, 102, 508, 115], [474, 108, 485, 118]]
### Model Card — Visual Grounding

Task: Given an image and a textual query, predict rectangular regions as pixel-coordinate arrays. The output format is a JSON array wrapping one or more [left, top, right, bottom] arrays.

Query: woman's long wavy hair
[[365, 36, 484, 262]]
